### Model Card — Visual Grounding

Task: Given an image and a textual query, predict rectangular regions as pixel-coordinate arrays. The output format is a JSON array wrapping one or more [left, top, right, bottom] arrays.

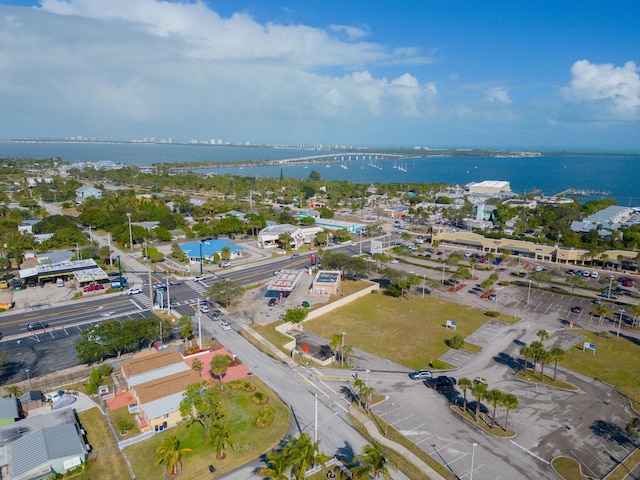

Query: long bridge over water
[[166, 152, 417, 172]]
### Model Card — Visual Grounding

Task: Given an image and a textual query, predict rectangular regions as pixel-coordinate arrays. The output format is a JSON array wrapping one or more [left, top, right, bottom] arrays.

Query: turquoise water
[[1, 141, 638, 204]]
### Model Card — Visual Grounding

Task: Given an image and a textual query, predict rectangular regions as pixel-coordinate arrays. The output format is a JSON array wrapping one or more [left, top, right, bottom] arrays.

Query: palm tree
[[210, 421, 234, 459], [468, 257, 478, 278], [210, 354, 231, 390], [284, 432, 328, 480], [330, 333, 343, 365], [519, 345, 533, 372], [278, 231, 292, 253], [593, 302, 612, 332], [353, 377, 374, 411], [502, 393, 519, 432], [549, 347, 565, 381], [486, 389, 503, 429], [538, 349, 551, 381], [342, 344, 354, 367], [221, 246, 231, 261], [5, 386, 20, 398], [458, 377, 472, 414], [529, 341, 544, 372], [632, 304, 640, 327], [536, 329, 549, 343], [258, 451, 291, 480], [471, 381, 487, 424], [352, 442, 397, 480], [155, 434, 194, 478]]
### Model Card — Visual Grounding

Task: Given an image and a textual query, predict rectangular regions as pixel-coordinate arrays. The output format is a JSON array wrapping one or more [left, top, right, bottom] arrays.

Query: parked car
[[27, 321, 49, 331], [408, 370, 433, 380], [219, 321, 231, 331], [566, 269, 575, 275], [591, 271, 599, 278], [582, 271, 591, 277], [268, 298, 278, 306], [426, 376, 457, 389], [228, 234, 236, 240], [241, 235, 250, 240], [488, 294, 497, 301], [194, 275, 206, 282], [220, 262, 231, 268], [128, 288, 143, 295], [599, 292, 618, 300], [273, 270, 281, 276], [200, 304, 210, 313], [570, 306, 583, 313]]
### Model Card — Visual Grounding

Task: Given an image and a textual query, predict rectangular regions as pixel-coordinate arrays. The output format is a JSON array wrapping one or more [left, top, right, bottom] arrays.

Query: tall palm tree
[[210, 421, 234, 460], [593, 303, 612, 332], [352, 442, 397, 480], [502, 393, 519, 432], [529, 341, 544, 372], [538, 349, 551, 381], [284, 432, 328, 480], [330, 333, 343, 365], [258, 451, 291, 480], [342, 344, 354, 367], [519, 345, 533, 372], [536, 329, 549, 343], [278, 231, 292, 253], [471, 381, 487, 424], [485, 389, 503, 429], [549, 347, 565, 381], [468, 257, 478, 278], [155, 435, 194, 478], [457, 377, 472, 414]]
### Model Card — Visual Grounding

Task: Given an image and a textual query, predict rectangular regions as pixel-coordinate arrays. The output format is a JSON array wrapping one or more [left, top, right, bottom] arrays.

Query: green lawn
[[560, 329, 640, 405], [125, 378, 289, 479], [75, 407, 131, 480], [552, 456, 591, 480], [302, 292, 499, 370]]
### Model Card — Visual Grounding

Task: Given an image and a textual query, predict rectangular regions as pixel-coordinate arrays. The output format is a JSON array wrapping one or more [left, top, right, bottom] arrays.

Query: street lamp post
[[617, 308, 625, 337], [470, 442, 478, 480], [197, 302, 203, 349], [422, 275, 426, 298], [527, 279, 532, 306], [126, 213, 133, 252], [441, 263, 446, 284], [25, 368, 31, 389]]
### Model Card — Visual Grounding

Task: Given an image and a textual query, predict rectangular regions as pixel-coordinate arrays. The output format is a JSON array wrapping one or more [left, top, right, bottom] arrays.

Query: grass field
[[561, 329, 640, 405], [551, 456, 591, 480], [302, 292, 500, 370], [125, 378, 289, 479], [75, 407, 131, 480]]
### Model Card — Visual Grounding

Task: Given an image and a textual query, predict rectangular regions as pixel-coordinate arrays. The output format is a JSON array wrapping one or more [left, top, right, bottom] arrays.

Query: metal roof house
[[179, 239, 243, 262], [0, 398, 19, 427], [0, 409, 88, 480], [74, 185, 102, 203]]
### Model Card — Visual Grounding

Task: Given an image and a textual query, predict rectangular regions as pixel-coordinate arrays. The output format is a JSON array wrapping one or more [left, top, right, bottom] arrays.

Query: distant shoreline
[[2, 139, 639, 158]]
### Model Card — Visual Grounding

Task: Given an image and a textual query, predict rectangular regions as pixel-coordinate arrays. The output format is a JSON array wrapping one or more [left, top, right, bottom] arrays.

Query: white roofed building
[[467, 181, 511, 194]]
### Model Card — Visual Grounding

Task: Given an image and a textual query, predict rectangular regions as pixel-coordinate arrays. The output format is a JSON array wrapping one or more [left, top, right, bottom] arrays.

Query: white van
[[56, 278, 64, 287], [591, 271, 599, 278]]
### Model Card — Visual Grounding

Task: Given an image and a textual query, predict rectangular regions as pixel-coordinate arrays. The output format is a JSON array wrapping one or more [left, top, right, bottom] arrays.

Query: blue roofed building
[[179, 239, 243, 263]]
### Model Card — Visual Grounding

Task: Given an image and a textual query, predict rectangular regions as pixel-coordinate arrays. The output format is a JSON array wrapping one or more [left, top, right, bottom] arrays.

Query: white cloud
[[563, 59, 640, 119], [485, 86, 511, 104]]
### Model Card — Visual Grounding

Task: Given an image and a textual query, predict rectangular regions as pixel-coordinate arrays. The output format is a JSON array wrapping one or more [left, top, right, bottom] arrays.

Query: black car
[[268, 298, 277, 306], [228, 234, 236, 240], [27, 321, 49, 331], [241, 235, 250, 240], [426, 376, 457, 389]]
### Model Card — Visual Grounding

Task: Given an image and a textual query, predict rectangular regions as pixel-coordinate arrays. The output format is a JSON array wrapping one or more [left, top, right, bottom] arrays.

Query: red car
[[83, 283, 105, 292]]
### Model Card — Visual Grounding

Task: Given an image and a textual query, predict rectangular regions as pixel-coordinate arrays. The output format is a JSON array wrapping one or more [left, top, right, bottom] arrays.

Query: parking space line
[[404, 422, 429, 435], [414, 433, 437, 445], [429, 441, 454, 455], [447, 452, 469, 465]]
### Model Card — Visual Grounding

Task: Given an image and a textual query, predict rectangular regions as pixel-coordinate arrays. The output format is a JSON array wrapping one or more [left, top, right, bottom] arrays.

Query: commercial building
[[257, 224, 304, 250], [467, 180, 511, 194]]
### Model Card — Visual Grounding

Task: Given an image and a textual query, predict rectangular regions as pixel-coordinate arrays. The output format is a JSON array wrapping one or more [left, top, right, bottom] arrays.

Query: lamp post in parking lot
[[527, 279, 532, 306], [470, 442, 479, 480], [617, 307, 625, 337]]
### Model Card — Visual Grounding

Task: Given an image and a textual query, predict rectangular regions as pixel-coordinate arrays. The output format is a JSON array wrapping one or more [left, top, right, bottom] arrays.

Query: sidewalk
[[350, 408, 446, 480]]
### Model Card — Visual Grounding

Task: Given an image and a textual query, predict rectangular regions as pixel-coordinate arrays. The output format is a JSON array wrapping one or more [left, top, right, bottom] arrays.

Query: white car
[[200, 304, 210, 313], [391, 259, 399, 264], [220, 262, 231, 268], [127, 288, 142, 295], [219, 321, 231, 331], [534, 265, 544, 271], [194, 275, 206, 282], [590, 271, 599, 278]]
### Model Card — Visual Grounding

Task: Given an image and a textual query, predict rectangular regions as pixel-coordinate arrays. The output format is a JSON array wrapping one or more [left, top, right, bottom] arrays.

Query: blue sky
[[1, 0, 639, 149]]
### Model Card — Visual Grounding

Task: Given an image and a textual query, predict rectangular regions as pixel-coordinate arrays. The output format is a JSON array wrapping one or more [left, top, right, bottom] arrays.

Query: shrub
[[485, 310, 500, 317], [255, 405, 275, 428], [228, 380, 244, 390], [446, 335, 465, 350], [251, 391, 268, 405], [498, 281, 510, 286], [117, 419, 134, 432], [371, 289, 378, 294]]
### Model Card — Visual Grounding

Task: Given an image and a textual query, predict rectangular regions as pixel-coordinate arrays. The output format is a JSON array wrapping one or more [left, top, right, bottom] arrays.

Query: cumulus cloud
[[485, 86, 511, 104], [563, 59, 640, 119]]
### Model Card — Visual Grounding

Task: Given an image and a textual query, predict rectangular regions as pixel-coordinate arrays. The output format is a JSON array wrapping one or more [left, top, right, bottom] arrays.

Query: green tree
[[284, 306, 308, 324], [520, 345, 533, 372], [278, 231, 292, 252], [258, 451, 291, 480], [191, 358, 203, 374], [330, 333, 344, 364], [284, 432, 328, 480], [155, 434, 194, 477], [549, 347, 565, 381], [538, 349, 551, 380], [471, 380, 487, 423], [485, 389, 503, 429], [353, 377, 374, 411], [529, 341, 545, 372], [179, 382, 222, 442], [208, 280, 244, 307], [352, 442, 397, 480], [502, 393, 519, 432], [447, 334, 465, 350], [342, 344, 354, 367], [210, 421, 235, 459], [210, 354, 231, 390], [308, 169, 321, 181], [5, 385, 21, 398], [536, 329, 549, 343], [457, 377, 472, 414]]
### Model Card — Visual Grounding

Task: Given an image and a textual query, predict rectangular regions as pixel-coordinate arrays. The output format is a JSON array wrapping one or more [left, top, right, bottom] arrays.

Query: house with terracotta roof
[[121, 349, 202, 432]]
